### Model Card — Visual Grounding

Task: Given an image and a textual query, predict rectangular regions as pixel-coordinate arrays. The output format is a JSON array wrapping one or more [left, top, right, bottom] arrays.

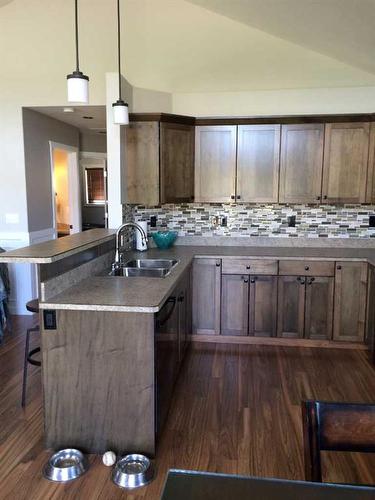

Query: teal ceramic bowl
[[152, 231, 178, 249]]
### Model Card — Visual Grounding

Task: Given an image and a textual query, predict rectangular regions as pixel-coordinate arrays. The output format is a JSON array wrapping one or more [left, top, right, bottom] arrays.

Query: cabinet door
[[333, 262, 368, 342], [237, 125, 280, 202], [304, 277, 334, 340], [279, 124, 324, 203], [366, 123, 375, 203], [192, 258, 221, 335], [178, 270, 191, 364], [221, 274, 249, 336], [124, 122, 159, 205], [277, 276, 305, 338], [195, 125, 236, 202], [322, 123, 370, 203], [155, 295, 179, 435], [160, 123, 195, 203], [249, 275, 277, 337], [366, 265, 375, 362]]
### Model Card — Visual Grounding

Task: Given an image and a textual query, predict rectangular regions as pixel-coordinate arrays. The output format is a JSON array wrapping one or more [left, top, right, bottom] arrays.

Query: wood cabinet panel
[[195, 125, 237, 202], [279, 124, 324, 203], [304, 277, 334, 340], [192, 258, 221, 335], [221, 274, 249, 336], [249, 275, 277, 337], [237, 125, 280, 202], [277, 276, 305, 338], [124, 122, 160, 205], [222, 258, 278, 276], [333, 261, 368, 342], [366, 265, 375, 363], [279, 260, 334, 277], [160, 123, 195, 203], [366, 123, 375, 203], [322, 123, 370, 203]]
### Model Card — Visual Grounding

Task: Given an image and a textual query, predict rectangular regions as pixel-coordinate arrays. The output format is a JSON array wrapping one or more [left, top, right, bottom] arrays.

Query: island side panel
[[41, 309, 155, 455]]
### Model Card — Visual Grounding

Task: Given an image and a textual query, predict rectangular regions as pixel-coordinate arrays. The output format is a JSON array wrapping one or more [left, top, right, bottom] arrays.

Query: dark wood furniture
[[124, 115, 195, 205], [21, 299, 41, 408], [302, 400, 375, 484], [41, 268, 191, 455], [161, 470, 375, 500], [192, 258, 221, 335]]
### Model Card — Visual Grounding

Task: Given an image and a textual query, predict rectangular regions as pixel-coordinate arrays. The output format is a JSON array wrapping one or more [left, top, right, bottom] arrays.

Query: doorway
[[49, 142, 82, 238]]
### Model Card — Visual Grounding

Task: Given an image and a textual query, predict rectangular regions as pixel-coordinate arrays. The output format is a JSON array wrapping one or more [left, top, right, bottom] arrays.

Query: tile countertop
[[39, 245, 375, 313], [0, 229, 116, 263]]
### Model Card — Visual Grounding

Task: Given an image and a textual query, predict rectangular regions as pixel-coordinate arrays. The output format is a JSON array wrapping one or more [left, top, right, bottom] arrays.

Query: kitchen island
[[1, 230, 375, 456]]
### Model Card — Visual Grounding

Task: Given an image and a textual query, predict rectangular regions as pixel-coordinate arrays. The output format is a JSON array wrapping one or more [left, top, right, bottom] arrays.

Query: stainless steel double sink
[[109, 258, 179, 278]]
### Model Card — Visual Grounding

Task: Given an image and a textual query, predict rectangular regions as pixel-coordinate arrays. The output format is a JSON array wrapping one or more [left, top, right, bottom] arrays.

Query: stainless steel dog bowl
[[43, 449, 89, 482], [111, 454, 154, 489]]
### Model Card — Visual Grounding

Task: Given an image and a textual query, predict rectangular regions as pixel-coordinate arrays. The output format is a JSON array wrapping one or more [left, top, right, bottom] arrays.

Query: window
[[85, 167, 106, 205]]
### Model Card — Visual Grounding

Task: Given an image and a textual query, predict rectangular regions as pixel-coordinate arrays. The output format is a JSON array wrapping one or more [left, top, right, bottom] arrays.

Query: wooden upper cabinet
[[160, 123, 195, 204], [124, 122, 160, 206], [237, 125, 280, 203], [333, 261, 368, 342], [195, 125, 237, 202], [322, 122, 370, 203], [279, 124, 324, 204]]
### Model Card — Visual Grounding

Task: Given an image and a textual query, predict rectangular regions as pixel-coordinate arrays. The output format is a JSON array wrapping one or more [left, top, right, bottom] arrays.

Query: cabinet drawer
[[279, 260, 334, 277], [222, 258, 278, 275]]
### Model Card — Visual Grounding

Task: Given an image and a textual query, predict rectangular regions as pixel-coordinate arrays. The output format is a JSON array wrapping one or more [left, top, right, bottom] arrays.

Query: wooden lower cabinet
[[249, 275, 277, 337], [333, 261, 368, 342], [192, 258, 221, 335], [366, 265, 375, 363], [221, 274, 249, 336], [304, 277, 334, 340], [277, 276, 305, 338]]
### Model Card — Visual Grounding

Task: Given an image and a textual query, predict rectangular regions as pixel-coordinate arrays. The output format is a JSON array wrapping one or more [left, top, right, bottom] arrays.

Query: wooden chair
[[302, 400, 375, 484]]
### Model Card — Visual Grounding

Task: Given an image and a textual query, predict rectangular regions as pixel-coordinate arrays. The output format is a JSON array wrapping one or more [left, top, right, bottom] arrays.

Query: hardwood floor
[[0, 316, 375, 499]]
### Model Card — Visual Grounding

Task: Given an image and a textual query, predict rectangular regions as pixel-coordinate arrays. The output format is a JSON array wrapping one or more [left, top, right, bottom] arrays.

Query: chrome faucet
[[114, 222, 148, 265]]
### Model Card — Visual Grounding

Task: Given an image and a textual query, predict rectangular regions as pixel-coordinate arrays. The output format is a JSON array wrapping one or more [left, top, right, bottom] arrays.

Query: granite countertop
[[0, 229, 116, 263], [39, 245, 375, 313]]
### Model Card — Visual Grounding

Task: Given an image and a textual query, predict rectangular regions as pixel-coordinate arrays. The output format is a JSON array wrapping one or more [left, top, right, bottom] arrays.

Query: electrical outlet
[[287, 215, 296, 227], [150, 216, 157, 228], [369, 215, 375, 227]]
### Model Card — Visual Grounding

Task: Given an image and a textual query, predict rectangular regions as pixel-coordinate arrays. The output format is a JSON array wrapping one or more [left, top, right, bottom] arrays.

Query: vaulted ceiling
[[1, 0, 375, 96]]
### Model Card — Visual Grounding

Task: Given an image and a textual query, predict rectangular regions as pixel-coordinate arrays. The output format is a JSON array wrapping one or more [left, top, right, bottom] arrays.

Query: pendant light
[[112, 0, 129, 125], [67, 0, 89, 103]]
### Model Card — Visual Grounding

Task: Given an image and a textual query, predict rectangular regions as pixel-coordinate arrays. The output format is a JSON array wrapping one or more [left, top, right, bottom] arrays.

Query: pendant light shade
[[67, 0, 89, 104], [113, 99, 129, 125], [112, 0, 129, 125]]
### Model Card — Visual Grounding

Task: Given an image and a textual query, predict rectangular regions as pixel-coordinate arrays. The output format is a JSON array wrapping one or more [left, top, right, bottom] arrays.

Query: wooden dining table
[[161, 470, 375, 500]]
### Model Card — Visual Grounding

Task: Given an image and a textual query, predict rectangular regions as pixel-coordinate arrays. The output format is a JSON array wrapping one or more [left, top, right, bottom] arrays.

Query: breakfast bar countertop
[[38, 244, 375, 313], [0, 229, 116, 264]]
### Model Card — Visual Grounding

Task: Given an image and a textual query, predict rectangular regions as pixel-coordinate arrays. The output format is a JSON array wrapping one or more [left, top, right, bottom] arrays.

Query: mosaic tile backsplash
[[123, 204, 375, 239]]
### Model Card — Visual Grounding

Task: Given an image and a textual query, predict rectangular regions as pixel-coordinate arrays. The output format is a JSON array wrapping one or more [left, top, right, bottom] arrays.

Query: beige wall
[[80, 132, 107, 153], [172, 86, 375, 117], [22, 109, 80, 232]]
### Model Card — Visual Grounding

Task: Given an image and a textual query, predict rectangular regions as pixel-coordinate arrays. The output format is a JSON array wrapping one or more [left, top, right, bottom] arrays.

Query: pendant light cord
[[117, 0, 122, 100], [75, 0, 80, 71]]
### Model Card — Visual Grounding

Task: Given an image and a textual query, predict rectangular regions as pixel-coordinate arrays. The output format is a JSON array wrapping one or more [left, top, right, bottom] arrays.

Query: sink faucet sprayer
[[114, 222, 148, 266]]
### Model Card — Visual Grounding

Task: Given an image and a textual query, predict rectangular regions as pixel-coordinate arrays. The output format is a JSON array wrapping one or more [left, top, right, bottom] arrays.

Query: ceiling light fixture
[[67, 0, 89, 103], [112, 0, 129, 125]]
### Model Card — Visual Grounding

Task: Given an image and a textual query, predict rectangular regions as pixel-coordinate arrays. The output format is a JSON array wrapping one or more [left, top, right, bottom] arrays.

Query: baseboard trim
[[189, 334, 367, 350]]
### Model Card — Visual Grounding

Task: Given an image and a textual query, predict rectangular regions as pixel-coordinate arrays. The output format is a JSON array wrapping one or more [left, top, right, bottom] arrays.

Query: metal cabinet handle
[[316, 196, 321, 201], [250, 278, 256, 283], [237, 195, 241, 200], [231, 195, 235, 200], [300, 280, 305, 285], [305, 266, 309, 271], [246, 265, 251, 270], [337, 265, 342, 270], [323, 195, 328, 200], [216, 261, 221, 267]]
